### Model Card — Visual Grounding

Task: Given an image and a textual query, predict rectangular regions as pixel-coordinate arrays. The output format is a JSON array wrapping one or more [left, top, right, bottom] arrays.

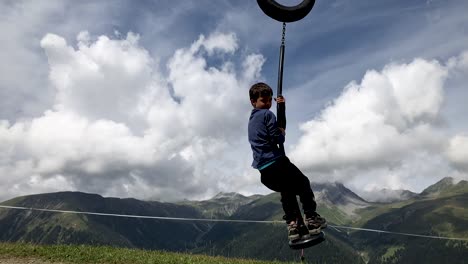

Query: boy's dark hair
[[249, 82, 273, 101]]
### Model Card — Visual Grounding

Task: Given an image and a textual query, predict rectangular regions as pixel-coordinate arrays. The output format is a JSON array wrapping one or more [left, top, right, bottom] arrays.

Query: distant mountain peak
[[360, 188, 417, 203], [311, 181, 369, 215], [313, 181, 366, 201], [437, 177, 455, 184], [420, 177, 468, 198], [212, 192, 246, 200], [421, 177, 455, 196]]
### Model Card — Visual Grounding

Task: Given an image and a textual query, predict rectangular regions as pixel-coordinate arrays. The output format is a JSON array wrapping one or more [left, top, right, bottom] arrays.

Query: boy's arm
[[265, 111, 285, 144]]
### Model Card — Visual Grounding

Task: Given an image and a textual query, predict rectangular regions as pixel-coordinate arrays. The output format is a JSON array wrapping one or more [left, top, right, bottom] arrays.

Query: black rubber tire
[[257, 0, 315, 23], [289, 232, 325, 250]]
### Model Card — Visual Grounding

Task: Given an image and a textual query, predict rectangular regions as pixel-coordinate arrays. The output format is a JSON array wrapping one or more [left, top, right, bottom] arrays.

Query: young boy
[[248, 82, 327, 242]]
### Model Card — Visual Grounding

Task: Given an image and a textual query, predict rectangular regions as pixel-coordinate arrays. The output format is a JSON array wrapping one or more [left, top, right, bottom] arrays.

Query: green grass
[[381, 245, 404, 262], [352, 200, 414, 227], [317, 205, 352, 225], [0, 242, 293, 264]]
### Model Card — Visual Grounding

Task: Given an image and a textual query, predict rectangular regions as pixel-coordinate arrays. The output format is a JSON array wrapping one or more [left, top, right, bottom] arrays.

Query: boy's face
[[251, 95, 272, 109]]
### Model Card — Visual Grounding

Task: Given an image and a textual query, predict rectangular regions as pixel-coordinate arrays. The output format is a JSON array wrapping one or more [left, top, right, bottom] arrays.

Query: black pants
[[260, 156, 317, 224]]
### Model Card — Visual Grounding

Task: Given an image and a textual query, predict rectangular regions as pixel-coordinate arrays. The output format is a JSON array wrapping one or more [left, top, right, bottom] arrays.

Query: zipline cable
[[0, 205, 276, 223], [1, 204, 467, 242]]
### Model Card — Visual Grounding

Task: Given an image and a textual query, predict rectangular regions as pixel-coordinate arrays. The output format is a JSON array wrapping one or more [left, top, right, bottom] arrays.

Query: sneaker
[[297, 222, 311, 239], [287, 221, 301, 242], [305, 213, 327, 235]]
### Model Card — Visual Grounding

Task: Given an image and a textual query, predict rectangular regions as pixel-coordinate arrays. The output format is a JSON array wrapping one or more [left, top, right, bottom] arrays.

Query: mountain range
[[1, 177, 467, 263], [359, 189, 418, 203]]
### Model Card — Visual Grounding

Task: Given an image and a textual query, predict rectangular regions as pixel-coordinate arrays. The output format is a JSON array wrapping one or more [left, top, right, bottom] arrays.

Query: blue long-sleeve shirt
[[248, 108, 285, 169]]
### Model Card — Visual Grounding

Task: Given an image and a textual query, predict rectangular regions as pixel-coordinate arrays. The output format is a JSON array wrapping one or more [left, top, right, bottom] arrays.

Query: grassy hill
[[0, 192, 211, 251], [0, 190, 363, 262], [420, 178, 468, 198], [178, 192, 261, 219], [350, 178, 468, 263], [354, 195, 468, 263], [1, 178, 467, 263], [0, 242, 289, 264], [196, 192, 365, 263]]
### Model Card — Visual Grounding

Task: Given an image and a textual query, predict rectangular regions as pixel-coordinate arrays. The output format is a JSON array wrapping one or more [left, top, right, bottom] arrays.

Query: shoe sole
[[308, 227, 320, 235], [289, 234, 300, 242]]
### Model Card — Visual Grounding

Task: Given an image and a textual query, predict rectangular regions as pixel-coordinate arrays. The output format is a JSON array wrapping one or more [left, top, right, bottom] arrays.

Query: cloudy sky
[[1, 0, 467, 202]]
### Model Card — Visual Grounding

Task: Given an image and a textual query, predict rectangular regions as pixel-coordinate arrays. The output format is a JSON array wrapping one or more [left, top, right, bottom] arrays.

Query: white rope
[[327, 225, 468, 241], [1, 205, 467, 242], [0, 205, 282, 223]]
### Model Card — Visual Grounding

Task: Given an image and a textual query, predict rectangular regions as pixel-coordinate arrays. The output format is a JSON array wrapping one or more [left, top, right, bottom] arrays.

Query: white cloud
[[1, 0, 467, 202], [0, 31, 264, 202], [446, 135, 468, 172], [2, 32, 467, 201], [442, 51, 468, 177], [290, 58, 447, 170], [194, 32, 239, 56], [289, 54, 468, 193], [0, 0, 125, 121], [41, 32, 155, 128]]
